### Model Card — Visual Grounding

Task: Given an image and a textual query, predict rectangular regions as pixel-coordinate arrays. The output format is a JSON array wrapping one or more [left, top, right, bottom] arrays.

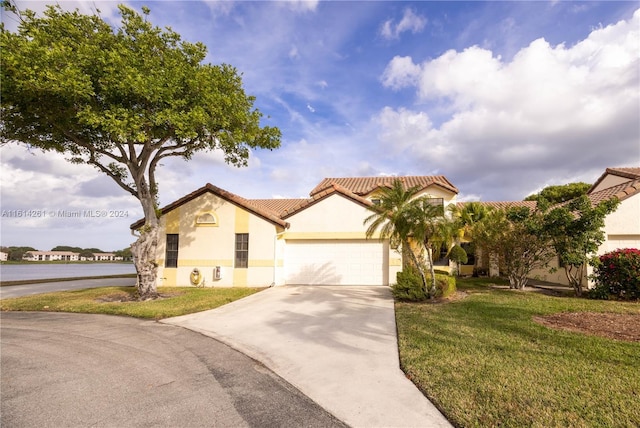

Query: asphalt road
[[0, 277, 137, 299], [1, 312, 346, 428]]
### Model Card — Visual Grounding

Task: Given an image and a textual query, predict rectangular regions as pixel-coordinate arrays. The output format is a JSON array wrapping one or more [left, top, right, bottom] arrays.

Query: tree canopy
[[542, 195, 619, 295], [524, 182, 591, 204], [1, 3, 281, 298]]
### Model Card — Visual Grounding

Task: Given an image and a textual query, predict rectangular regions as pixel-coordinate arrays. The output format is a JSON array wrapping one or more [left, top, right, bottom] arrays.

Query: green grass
[[0, 286, 262, 319], [396, 277, 640, 428]]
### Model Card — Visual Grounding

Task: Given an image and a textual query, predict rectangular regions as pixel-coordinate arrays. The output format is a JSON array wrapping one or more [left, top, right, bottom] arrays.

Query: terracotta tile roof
[[456, 201, 538, 210], [247, 199, 306, 216], [587, 177, 640, 205], [130, 184, 289, 230], [606, 167, 640, 179], [309, 175, 459, 197], [281, 183, 373, 219], [588, 166, 640, 194]]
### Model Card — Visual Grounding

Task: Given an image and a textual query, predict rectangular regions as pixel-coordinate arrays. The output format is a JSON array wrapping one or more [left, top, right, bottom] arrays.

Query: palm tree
[[364, 179, 420, 265], [365, 179, 455, 297], [405, 197, 451, 296], [450, 202, 491, 273]]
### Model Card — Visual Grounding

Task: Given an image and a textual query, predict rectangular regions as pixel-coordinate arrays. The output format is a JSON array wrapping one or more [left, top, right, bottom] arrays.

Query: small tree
[[542, 195, 619, 296], [448, 244, 468, 276], [364, 180, 451, 297], [364, 180, 428, 289], [1, 4, 280, 299], [474, 207, 555, 290], [405, 197, 452, 297], [449, 202, 491, 273]]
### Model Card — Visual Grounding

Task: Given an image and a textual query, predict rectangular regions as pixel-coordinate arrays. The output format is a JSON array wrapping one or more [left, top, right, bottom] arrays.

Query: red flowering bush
[[591, 248, 640, 300]]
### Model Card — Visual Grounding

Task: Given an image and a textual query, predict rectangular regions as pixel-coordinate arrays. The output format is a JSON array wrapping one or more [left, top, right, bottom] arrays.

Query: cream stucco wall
[[283, 193, 401, 285], [155, 191, 283, 287]]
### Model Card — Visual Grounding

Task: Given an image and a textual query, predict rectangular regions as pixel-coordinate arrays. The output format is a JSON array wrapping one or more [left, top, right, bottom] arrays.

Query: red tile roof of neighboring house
[[588, 167, 640, 194], [587, 177, 640, 205], [130, 183, 290, 230], [309, 176, 459, 197], [281, 183, 374, 219]]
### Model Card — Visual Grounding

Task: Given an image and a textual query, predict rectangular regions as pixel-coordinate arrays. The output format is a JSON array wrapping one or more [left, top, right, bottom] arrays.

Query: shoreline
[[0, 274, 137, 287]]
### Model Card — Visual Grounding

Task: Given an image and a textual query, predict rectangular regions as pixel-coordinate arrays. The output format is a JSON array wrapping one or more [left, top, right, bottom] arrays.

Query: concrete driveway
[[164, 286, 452, 428]]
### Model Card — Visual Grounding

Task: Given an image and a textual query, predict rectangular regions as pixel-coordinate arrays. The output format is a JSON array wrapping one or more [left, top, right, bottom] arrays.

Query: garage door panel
[[285, 240, 385, 285]]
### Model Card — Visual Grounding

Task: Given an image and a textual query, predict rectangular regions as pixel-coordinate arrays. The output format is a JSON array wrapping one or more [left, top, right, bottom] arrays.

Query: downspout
[[271, 230, 287, 287]]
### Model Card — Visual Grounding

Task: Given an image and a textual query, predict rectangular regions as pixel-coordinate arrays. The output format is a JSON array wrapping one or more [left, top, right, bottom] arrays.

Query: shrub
[[435, 274, 457, 298], [590, 248, 640, 300], [392, 266, 457, 301], [392, 266, 427, 301], [448, 244, 468, 265]]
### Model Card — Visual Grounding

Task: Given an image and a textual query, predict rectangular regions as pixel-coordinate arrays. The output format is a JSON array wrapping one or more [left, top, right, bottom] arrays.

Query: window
[[424, 198, 444, 207], [165, 234, 179, 268], [371, 198, 381, 206], [196, 212, 217, 225], [235, 233, 249, 268]]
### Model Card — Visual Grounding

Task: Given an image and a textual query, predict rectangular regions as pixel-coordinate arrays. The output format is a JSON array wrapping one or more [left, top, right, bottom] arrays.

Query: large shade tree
[[0, 3, 281, 299]]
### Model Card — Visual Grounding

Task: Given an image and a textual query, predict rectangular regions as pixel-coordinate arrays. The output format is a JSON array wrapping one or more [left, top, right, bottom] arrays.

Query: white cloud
[[0, 144, 140, 249], [289, 45, 299, 59], [282, 0, 319, 13], [377, 9, 640, 200], [306, 103, 316, 113], [380, 8, 427, 40]]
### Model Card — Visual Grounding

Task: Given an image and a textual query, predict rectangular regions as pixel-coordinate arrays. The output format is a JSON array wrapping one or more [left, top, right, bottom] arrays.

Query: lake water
[[0, 263, 136, 281]]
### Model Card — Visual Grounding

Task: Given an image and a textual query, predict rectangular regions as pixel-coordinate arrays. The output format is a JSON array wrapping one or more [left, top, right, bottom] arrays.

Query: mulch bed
[[533, 312, 640, 342]]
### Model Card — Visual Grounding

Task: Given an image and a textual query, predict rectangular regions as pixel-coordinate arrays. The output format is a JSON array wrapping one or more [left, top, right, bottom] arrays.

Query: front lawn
[[396, 277, 640, 427], [0, 286, 261, 319]]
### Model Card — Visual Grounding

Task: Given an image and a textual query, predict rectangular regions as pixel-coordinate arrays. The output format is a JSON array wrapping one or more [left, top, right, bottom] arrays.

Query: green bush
[[590, 248, 640, 300], [392, 267, 457, 301], [436, 274, 457, 298], [448, 244, 468, 265], [392, 266, 427, 301]]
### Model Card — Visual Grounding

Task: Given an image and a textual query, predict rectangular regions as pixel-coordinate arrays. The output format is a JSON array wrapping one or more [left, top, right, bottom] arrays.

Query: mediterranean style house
[[131, 176, 459, 287], [528, 167, 640, 285], [132, 167, 638, 288]]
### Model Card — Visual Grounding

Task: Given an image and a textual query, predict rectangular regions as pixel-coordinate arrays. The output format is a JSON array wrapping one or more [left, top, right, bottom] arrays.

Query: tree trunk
[[508, 274, 528, 290], [131, 225, 159, 300], [425, 246, 437, 298], [565, 264, 583, 297], [404, 240, 430, 298]]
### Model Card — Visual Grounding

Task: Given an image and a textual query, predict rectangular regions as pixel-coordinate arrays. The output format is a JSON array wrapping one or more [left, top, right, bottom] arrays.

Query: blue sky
[[1, 1, 639, 251]]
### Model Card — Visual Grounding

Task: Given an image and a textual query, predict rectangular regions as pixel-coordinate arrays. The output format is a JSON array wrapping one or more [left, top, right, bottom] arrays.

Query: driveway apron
[[163, 286, 452, 427]]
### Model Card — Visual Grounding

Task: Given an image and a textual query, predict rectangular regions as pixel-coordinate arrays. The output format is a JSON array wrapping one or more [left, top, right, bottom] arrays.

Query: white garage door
[[285, 240, 386, 286]]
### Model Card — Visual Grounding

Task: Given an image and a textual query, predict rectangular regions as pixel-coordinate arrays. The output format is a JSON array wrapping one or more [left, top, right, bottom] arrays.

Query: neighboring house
[[23, 251, 80, 261], [92, 253, 122, 261], [131, 176, 459, 287], [530, 167, 640, 286], [459, 167, 640, 287], [0, 251, 8, 261]]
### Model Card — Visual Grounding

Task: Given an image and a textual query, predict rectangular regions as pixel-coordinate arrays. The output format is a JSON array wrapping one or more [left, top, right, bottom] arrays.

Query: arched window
[[195, 211, 218, 226]]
